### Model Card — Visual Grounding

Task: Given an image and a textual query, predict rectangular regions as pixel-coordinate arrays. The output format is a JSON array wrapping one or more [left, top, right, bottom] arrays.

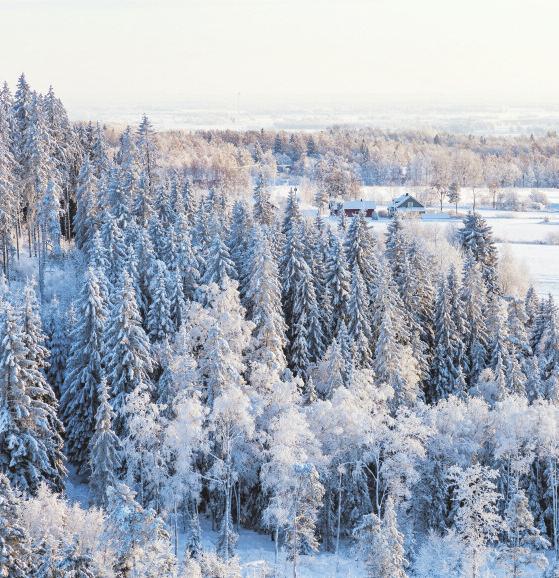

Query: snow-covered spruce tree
[[103, 270, 153, 434], [458, 211, 500, 296], [535, 295, 559, 395], [353, 496, 407, 578], [136, 115, 160, 200], [200, 227, 237, 292], [132, 172, 154, 227], [531, 295, 553, 355], [89, 123, 110, 181], [19, 280, 66, 492], [337, 318, 354, 385], [61, 267, 107, 473], [0, 473, 34, 577], [488, 298, 509, 368], [89, 376, 121, 508], [21, 92, 55, 243], [461, 254, 490, 388], [447, 464, 503, 578], [373, 264, 421, 407], [0, 303, 60, 494], [192, 194, 211, 254], [306, 215, 332, 345], [146, 258, 174, 343], [86, 228, 109, 279], [347, 263, 373, 368], [167, 267, 186, 331], [43, 84, 79, 239], [147, 212, 166, 261], [160, 221, 178, 273], [281, 188, 305, 329], [385, 213, 409, 294], [253, 172, 275, 226], [228, 200, 253, 299], [155, 180, 175, 231], [106, 167, 130, 227], [115, 125, 139, 175], [44, 296, 68, 399], [116, 124, 139, 169], [507, 297, 532, 362], [323, 229, 350, 337], [430, 277, 465, 402], [447, 264, 467, 338], [179, 178, 193, 221], [100, 212, 127, 285], [400, 239, 436, 381], [245, 226, 287, 374], [344, 209, 379, 298], [0, 99, 17, 276], [12, 73, 32, 168], [524, 285, 540, 334], [290, 255, 324, 379], [173, 216, 199, 301]]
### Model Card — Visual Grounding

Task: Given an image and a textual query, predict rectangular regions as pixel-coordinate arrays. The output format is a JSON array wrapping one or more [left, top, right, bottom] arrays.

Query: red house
[[330, 199, 376, 218]]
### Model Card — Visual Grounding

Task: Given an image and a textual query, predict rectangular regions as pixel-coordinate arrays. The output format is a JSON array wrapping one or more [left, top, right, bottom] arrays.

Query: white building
[[387, 193, 426, 217]]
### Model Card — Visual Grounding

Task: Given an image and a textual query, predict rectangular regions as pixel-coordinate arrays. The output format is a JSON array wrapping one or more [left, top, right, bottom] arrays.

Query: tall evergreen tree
[[458, 212, 500, 295], [61, 268, 107, 473], [0, 473, 33, 577], [89, 376, 121, 507], [245, 227, 287, 373], [347, 264, 373, 368], [19, 281, 66, 491], [290, 254, 324, 378], [0, 304, 62, 494], [44, 297, 67, 399], [385, 214, 409, 293], [104, 271, 153, 433], [461, 255, 489, 387], [431, 278, 465, 401], [147, 259, 174, 343], [252, 172, 275, 226], [344, 210, 379, 298], [200, 228, 237, 290], [323, 230, 350, 337], [73, 157, 97, 250]]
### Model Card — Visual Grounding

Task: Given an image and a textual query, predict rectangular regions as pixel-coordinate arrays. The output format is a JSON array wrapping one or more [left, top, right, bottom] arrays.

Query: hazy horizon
[[2, 0, 559, 122]]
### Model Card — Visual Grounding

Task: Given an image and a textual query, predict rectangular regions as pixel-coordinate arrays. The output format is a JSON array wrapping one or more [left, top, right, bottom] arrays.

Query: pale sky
[[1, 0, 558, 113]]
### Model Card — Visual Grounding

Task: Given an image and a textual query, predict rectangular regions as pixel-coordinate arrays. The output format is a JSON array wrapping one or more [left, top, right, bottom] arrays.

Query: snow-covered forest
[[1, 75, 559, 578]]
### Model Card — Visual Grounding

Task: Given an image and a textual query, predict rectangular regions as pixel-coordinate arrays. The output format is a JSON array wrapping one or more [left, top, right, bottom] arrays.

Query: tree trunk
[[335, 470, 343, 572]]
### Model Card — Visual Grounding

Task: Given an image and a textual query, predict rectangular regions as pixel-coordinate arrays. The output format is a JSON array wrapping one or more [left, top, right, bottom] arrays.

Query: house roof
[[389, 193, 424, 208], [342, 199, 376, 210]]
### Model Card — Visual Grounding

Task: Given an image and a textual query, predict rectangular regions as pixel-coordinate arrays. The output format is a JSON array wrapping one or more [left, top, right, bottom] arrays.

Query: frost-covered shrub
[[414, 530, 464, 578]]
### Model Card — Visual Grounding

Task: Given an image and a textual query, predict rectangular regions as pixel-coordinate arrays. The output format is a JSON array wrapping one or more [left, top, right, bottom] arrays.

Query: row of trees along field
[[1, 75, 559, 577]]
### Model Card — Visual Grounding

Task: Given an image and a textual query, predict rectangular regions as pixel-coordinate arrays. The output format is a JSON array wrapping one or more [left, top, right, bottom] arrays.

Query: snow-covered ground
[[497, 242, 559, 298], [65, 474, 364, 577]]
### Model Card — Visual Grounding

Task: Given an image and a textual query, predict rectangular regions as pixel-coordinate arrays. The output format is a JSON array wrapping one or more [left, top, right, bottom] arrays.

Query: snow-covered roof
[[342, 199, 376, 210], [391, 194, 409, 206], [389, 193, 424, 208]]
